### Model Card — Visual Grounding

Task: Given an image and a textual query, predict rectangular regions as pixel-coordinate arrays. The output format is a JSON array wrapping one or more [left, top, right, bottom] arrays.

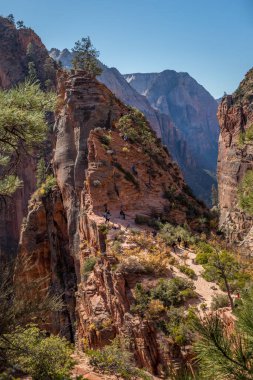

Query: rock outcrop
[[49, 49, 218, 204], [16, 70, 205, 375], [217, 68, 253, 254], [0, 16, 57, 89]]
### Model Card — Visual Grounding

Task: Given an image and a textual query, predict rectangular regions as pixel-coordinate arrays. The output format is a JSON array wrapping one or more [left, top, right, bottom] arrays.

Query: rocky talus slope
[[0, 17, 57, 260], [217, 68, 253, 254], [16, 70, 206, 376]]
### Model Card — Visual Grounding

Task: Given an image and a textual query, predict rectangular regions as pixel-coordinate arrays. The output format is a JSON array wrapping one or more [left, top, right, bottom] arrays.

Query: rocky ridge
[[217, 68, 253, 254], [16, 70, 206, 376], [49, 49, 218, 204]]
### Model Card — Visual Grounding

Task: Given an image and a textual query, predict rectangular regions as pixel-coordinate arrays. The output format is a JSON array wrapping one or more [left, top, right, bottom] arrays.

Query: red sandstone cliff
[[0, 16, 57, 89], [15, 70, 205, 375], [0, 16, 57, 260], [217, 68, 253, 254]]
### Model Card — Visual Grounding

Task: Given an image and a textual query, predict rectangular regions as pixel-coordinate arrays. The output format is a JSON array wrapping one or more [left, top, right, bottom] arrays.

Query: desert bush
[[179, 265, 196, 279], [238, 170, 253, 215], [87, 337, 152, 379], [99, 223, 109, 235], [82, 257, 97, 275], [210, 294, 229, 311], [164, 307, 192, 345], [99, 134, 111, 146], [195, 241, 214, 264], [146, 299, 165, 319], [151, 277, 196, 308], [135, 214, 162, 230], [119, 251, 169, 276], [36, 175, 57, 198], [159, 223, 195, 246], [113, 162, 139, 189], [117, 256, 147, 274], [131, 283, 151, 316]]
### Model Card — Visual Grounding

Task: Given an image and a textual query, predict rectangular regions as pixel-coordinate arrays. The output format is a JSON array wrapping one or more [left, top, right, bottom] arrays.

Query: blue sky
[[1, 0, 253, 98]]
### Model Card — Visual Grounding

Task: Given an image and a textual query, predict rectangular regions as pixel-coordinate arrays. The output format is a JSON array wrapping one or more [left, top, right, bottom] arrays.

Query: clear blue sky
[[1, 0, 253, 98]]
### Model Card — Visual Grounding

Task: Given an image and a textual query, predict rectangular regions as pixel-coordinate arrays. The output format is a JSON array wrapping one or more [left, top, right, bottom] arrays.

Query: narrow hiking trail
[[92, 209, 226, 311], [170, 247, 226, 309]]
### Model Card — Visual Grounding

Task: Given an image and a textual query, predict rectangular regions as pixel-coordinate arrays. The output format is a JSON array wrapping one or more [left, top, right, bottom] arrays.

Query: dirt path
[[170, 247, 226, 309]]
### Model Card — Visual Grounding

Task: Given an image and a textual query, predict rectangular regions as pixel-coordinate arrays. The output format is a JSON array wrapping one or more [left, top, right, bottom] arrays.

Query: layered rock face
[[49, 49, 218, 204], [125, 71, 219, 173], [16, 70, 204, 374], [217, 68, 253, 254], [0, 16, 57, 89]]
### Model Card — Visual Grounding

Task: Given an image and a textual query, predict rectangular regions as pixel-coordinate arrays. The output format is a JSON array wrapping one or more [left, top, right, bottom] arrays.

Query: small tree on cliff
[[16, 20, 25, 29], [6, 14, 15, 24], [71, 36, 102, 76], [0, 80, 56, 197]]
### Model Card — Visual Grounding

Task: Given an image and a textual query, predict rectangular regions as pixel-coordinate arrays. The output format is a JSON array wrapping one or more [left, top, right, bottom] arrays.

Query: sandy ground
[[170, 247, 226, 309]]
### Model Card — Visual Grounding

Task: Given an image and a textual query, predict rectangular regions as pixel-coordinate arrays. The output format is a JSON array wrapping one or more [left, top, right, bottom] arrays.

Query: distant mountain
[[49, 49, 219, 204], [124, 71, 219, 175]]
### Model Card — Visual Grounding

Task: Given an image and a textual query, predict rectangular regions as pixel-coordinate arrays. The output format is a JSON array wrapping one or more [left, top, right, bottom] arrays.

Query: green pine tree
[[71, 36, 102, 77], [194, 288, 253, 379], [0, 79, 56, 196]]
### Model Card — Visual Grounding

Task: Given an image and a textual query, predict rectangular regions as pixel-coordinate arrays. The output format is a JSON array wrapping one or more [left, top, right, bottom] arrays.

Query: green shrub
[[159, 223, 195, 246], [238, 170, 253, 215], [179, 265, 196, 279], [116, 109, 163, 165], [113, 162, 139, 189], [239, 124, 253, 146], [99, 223, 109, 235], [5, 325, 74, 380], [87, 337, 152, 380], [99, 134, 112, 146], [37, 175, 57, 197], [135, 214, 150, 225], [83, 257, 97, 275], [131, 283, 150, 316], [210, 294, 230, 311], [151, 277, 196, 308], [245, 124, 253, 142], [36, 158, 46, 188], [135, 214, 162, 230], [195, 241, 215, 264]]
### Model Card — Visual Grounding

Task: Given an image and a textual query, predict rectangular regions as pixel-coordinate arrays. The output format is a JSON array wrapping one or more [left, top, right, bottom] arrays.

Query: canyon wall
[[217, 68, 253, 254], [0, 17, 57, 260]]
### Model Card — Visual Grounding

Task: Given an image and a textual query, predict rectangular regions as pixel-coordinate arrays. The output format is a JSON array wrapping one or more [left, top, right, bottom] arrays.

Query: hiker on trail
[[123, 135, 128, 141], [131, 164, 138, 176], [172, 241, 176, 253], [103, 210, 111, 223], [120, 208, 126, 220]]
